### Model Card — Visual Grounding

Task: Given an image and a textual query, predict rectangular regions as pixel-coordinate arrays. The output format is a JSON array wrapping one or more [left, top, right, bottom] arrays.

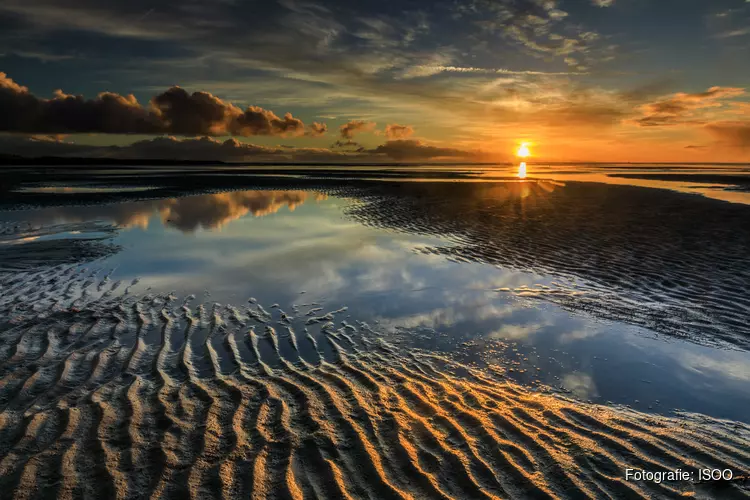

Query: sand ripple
[[341, 181, 750, 350], [1, 266, 749, 499]]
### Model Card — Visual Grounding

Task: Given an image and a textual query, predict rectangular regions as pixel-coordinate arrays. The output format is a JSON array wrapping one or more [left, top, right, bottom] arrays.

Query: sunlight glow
[[516, 142, 531, 158], [518, 162, 527, 179]]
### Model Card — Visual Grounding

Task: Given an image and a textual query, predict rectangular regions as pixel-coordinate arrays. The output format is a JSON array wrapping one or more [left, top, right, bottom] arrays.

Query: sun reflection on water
[[518, 162, 527, 179]]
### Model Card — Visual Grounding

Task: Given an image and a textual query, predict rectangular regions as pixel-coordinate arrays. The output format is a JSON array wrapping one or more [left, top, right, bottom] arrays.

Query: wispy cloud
[[705, 121, 750, 147], [631, 86, 745, 127], [716, 27, 750, 38], [402, 65, 589, 78]]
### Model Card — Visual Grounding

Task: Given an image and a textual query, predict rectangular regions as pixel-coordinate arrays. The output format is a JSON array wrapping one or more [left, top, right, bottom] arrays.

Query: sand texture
[[1, 266, 749, 499]]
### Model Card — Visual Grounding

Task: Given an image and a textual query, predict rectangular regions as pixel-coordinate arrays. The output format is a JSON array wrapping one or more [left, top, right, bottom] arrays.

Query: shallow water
[[1, 168, 750, 498], [2, 183, 749, 423]]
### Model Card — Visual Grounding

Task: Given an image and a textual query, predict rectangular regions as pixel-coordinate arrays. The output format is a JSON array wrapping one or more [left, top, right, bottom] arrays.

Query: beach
[[1, 165, 749, 498]]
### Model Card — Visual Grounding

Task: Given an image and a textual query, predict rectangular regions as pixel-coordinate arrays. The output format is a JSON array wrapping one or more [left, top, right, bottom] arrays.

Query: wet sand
[[341, 180, 750, 350], [0, 266, 748, 499], [2, 169, 750, 498]]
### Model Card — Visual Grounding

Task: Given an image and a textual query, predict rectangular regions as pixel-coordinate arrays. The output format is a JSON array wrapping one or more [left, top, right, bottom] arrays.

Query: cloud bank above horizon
[[0, 0, 749, 162]]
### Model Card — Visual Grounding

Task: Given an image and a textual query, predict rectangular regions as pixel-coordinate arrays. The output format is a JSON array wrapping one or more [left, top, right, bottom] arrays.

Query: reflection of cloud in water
[[380, 302, 517, 331], [158, 190, 313, 232], [559, 326, 600, 343], [346, 179, 750, 350], [679, 352, 750, 383], [561, 372, 599, 399], [9, 190, 321, 233], [488, 323, 546, 340]]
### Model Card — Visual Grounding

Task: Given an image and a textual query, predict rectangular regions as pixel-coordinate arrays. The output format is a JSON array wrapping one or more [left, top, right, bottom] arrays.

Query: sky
[[1, 0, 749, 163]]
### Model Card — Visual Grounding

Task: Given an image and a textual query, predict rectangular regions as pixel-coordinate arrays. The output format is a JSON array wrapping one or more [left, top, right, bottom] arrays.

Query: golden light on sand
[[518, 161, 527, 179], [516, 142, 531, 158]]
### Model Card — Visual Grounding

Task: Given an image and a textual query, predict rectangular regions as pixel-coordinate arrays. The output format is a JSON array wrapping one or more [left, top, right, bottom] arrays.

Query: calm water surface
[[2, 183, 749, 423]]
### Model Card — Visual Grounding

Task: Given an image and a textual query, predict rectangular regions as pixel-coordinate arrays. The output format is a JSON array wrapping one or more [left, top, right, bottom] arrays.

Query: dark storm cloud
[[705, 121, 750, 147], [339, 120, 376, 139], [0, 72, 313, 137]]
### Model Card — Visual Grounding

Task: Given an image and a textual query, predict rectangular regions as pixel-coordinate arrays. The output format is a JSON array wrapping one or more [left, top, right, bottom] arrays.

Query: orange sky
[[1, 1, 749, 163]]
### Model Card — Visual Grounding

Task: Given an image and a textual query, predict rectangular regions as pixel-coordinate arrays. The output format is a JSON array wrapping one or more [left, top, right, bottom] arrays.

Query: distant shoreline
[[1, 155, 749, 168]]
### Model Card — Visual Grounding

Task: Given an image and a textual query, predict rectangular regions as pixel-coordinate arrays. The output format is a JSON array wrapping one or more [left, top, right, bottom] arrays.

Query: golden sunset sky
[[1, 0, 749, 163]]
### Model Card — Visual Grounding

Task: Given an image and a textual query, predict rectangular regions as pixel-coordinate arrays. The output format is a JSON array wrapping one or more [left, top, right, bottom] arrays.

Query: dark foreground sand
[[1, 266, 749, 499]]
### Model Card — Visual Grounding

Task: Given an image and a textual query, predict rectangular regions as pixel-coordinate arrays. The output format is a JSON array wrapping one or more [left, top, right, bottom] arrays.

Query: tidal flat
[[1, 165, 749, 498]]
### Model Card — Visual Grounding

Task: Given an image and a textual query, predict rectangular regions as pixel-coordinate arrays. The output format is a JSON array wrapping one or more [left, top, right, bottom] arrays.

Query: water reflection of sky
[[2, 188, 750, 423], [498, 164, 750, 204]]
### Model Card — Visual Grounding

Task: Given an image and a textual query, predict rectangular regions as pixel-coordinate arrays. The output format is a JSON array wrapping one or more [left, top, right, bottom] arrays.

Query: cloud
[[716, 27, 750, 39], [592, 0, 615, 7], [307, 121, 328, 137], [339, 119, 376, 139], [0, 135, 283, 161], [150, 86, 236, 136], [536, 103, 627, 127], [0, 72, 308, 137], [1, 72, 160, 134], [231, 107, 305, 137], [0, 1, 623, 153], [369, 139, 477, 160], [122, 136, 283, 160], [457, 0, 612, 69], [402, 65, 588, 78], [384, 124, 414, 139], [0, 135, 481, 163], [331, 140, 364, 151], [632, 86, 745, 127], [704, 121, 750, 147], [0, 134, 474, 163], [0, 0, 629, 154]]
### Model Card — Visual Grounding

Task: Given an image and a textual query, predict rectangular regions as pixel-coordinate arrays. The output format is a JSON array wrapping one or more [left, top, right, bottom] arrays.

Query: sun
[[516, 142, 531, 158]]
